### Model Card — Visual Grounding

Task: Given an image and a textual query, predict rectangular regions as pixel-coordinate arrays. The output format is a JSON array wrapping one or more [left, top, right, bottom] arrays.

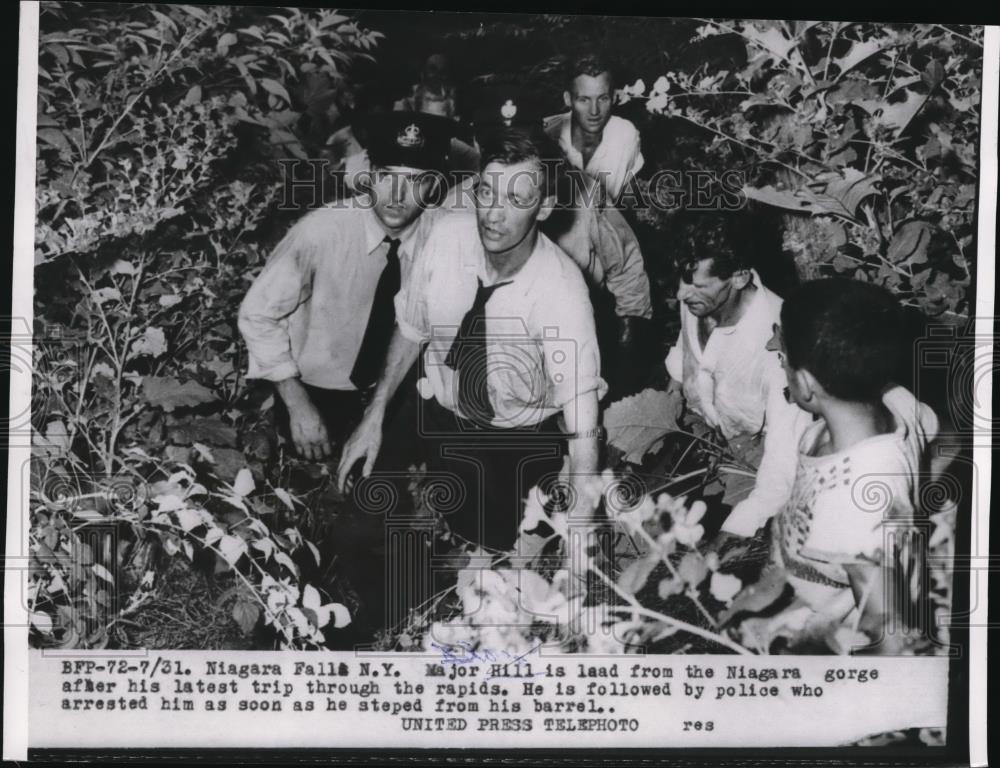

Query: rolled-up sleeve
[[238, 216, 318, 382], [595, 207, 653, 319], [722, 364, 811, 536], [537, 269, 608, 408], [664, 334, 684, 383]]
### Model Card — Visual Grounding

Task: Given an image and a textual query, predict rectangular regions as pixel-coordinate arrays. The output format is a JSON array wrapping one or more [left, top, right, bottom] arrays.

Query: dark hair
[[673, 213, 751, 282], [781, 278, 904, 403], [566, 53, 614, 91], [477, 126, 563, 199]]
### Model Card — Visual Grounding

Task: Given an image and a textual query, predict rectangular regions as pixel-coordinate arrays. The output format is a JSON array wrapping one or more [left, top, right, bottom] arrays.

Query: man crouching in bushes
[[661, 215, 811, 545]]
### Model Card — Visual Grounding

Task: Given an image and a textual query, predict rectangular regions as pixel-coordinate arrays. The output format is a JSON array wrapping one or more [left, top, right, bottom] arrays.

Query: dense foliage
[[28, 7, 971, 655]]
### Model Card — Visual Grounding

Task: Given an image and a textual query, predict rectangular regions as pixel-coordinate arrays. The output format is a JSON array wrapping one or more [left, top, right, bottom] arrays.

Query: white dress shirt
[[395, 214, 607, 428], [238, 199, 444, 391], [546, 113, 644, 201]]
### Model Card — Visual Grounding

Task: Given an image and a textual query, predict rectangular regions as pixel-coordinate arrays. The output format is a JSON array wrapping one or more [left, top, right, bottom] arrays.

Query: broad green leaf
[[142, 376, 217, 412], [131, 326, 167, 358], [175, 506, 210, 532], [831, 39, 885, 79], [305, 540, 321, 566], [677, 552, 708, 586], [232, 467, 255, 497], [219, 534, 247, 566], [617, 555, 658, 595], [658, 576, 684, 599], [718, 565, 788, 625], [251, 538, 275, 559], [31, 612, 54, 634], [274, 550, 299, 579], [887, 220, 934, 265], [301, 583, 322, 612], [604, 388, 682, 464], [709, 572, 742, 604], [38, 128, 72, 153], [232, 598, 260, 635], [259, 78, 291, 104], [91, 287, 122, 305], [273, 487, 295, 510], [330, 603, 351, 628], [876, 89, 928, 136], [91, 563, 114, 584]]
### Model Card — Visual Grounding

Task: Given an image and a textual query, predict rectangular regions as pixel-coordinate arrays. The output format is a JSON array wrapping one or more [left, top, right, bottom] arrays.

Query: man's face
[[767, 322, 817, 412], [565, 72, 614, 136], [369, 166, 438, 233], [475, 160, 552, 256], [676, 259, 737, 318]]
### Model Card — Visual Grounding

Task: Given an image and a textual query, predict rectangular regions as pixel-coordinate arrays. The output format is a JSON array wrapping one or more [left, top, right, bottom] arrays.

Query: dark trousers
[[589, 284, 653, 403], [274, 383, 368, 449], [328, 391, 566, 639]]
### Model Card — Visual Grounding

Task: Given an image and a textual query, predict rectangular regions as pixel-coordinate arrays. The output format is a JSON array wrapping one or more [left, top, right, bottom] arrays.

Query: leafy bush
[[621, 20, 982, 319], [29, 2, 383, 649]]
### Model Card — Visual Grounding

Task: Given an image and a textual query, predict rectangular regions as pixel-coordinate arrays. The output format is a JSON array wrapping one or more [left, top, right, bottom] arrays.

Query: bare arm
[[562, 390, 600, 518]]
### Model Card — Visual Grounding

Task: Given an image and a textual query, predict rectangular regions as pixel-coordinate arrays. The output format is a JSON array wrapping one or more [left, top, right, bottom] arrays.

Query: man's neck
[[817, 398, 894, 455], [708, 282, 758, 329], [571, 120, 603, 153], [484, 230, 538, 282]]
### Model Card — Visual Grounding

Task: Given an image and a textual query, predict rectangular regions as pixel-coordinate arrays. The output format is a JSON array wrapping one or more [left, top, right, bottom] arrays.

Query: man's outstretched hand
[[336, 409, 384, 493], [287, 399, 332, 461]]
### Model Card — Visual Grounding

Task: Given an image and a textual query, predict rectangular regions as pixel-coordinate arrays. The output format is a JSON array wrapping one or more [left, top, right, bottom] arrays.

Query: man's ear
[[563, 90, 572, 110], [797, 368, 822, 403], [732, 268, 752, 290], [535, 193, 557, 223]]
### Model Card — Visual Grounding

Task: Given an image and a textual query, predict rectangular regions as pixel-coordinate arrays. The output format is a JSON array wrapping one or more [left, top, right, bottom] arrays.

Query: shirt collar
[[361, 200, 421, 259], [467, 229, 550, 298], [684, 269, 769, 348]]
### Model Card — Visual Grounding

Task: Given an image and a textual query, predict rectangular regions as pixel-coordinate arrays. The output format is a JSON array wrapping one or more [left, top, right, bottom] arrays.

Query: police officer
[[331, 126, 606, 639], [238, 112, 454, 457]]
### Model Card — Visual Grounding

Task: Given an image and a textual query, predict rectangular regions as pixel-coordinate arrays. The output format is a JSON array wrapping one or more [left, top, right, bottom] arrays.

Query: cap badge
[[500, 99, 518, 126], [397, 123, 425, 148]]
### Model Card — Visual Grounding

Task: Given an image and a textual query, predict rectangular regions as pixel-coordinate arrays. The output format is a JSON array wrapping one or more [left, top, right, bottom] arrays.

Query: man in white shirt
[[663, 216, 812, 541], [544, 53, 644, 204], [332, 127, 606, 638], [238, 112, 451, 458], [457, 85, 653, 399]]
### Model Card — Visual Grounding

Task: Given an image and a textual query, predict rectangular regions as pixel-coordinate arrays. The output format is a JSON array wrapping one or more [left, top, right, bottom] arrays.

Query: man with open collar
[[544, 53, 644, 205], [456, 84, 654, 400], [332, 127, 606, 639]]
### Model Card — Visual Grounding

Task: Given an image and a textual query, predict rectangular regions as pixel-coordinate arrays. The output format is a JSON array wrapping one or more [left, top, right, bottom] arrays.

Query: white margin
[[969, 25, 997, 768], [4, 0, 39, 761], [1, 9, 995, 763]]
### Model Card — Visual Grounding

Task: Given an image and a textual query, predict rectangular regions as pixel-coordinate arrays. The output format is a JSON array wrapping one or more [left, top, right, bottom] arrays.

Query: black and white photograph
[[6, 2, 995, 758]]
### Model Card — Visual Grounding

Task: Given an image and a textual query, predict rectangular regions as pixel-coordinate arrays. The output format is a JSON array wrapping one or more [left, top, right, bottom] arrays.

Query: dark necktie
[[350, 236, 402, 390], [444, 278, 511, 425]]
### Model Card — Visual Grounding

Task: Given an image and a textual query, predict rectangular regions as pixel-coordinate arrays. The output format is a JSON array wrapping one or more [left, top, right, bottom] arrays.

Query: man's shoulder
[[543, 112, 570, 139], [427, 208, 479, 240], [606, 115, 640, 142], [537, 233, 590, 292]]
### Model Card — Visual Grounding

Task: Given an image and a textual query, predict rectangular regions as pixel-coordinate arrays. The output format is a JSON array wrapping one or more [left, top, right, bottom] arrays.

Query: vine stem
[[627, 522, 719, 629], [587, 556, 752, 655]]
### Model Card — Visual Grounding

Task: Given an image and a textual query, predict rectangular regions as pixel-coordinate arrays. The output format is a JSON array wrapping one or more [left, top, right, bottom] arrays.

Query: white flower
[[709, 572, 742, 604]]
